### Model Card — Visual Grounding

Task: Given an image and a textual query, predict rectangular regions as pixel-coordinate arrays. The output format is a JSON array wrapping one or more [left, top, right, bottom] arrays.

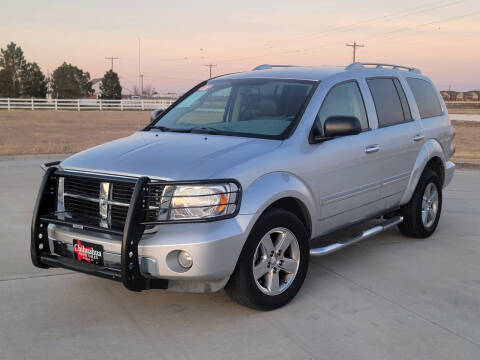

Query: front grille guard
[[31, 164, 241, 291]]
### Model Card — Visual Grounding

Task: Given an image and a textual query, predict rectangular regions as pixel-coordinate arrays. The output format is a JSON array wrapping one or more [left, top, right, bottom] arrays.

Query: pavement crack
[[312, 260, 480, 349]]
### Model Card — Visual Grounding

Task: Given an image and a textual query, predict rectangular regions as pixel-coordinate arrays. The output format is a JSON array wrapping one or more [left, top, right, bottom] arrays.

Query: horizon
[[1, 0, 479, 94]]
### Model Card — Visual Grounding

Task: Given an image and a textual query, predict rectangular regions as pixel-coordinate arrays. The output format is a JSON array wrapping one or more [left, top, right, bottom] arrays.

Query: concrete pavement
[[0, 157, 479, 360]]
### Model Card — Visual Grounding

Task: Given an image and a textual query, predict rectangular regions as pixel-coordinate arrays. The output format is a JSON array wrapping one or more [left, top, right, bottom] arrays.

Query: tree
[[0, 42, 26, 97], [51, 62, 93, 98], [20, 62, 47, 98], [99, 70, 122, 99]]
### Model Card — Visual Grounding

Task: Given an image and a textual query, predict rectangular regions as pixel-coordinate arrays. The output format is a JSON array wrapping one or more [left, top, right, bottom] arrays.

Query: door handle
[[365, 144, 380, 154], [413, 134, 425, 142]]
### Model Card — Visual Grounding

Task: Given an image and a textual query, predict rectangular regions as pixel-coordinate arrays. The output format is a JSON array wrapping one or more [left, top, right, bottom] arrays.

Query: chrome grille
[[112, 183, 135, 203], [63, 196, 100, 223], [62, 177, 135, 231], [111, 204, 129, 229], [64, 177, 100, 198], [145, 184, 163, 223]]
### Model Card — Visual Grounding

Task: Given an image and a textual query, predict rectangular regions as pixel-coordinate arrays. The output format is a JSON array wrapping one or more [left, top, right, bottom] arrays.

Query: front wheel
[[398, 169, 442, 238], [225, 208, 309, 310]]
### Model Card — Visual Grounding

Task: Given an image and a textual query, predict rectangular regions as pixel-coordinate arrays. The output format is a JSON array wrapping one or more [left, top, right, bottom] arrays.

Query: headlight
[[154, 182, 240, 222]]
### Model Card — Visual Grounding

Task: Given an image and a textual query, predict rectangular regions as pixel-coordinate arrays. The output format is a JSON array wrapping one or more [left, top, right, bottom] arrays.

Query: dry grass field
[[0, 110, 150, 155], [0, 110, 479, 160], [451, 120, 480, 159], [446, 103, 480, 115]]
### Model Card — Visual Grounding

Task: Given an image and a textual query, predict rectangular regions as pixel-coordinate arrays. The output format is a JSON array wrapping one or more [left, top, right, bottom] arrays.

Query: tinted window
[[407, 78, 443, 118], [318, 81, 369, 130], [367, 78, 406, 127], [393, 78, 412, 121]]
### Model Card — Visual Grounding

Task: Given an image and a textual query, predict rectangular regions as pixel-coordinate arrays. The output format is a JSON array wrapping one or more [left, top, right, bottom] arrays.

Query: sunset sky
[[1, 0, 479, 94]]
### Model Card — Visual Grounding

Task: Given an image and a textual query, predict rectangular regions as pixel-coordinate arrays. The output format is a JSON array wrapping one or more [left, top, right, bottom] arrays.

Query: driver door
[[308, 80, 382, 234]]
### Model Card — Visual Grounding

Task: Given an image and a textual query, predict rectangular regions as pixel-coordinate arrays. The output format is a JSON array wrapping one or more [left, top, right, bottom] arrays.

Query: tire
[[225, 208, 309, 310], [398, 169, 442, 238]]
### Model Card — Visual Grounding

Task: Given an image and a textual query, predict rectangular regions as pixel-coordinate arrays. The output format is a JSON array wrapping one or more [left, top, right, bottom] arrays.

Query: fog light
[[178, 251, 193, 269]]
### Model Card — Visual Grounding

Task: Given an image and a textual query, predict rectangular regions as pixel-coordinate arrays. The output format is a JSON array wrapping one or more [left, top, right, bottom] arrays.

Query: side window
[[407, 78, 443, 119], [318, 81, 369, 131], [367, 78, 410, 127]]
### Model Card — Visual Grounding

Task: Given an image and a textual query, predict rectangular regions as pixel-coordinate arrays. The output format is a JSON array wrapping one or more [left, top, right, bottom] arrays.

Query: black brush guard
[[31, 166, 167, 291]]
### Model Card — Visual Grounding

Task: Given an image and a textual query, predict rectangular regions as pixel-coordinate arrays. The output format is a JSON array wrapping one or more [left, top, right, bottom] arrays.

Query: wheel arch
[[262, 197, 312, 239], [425, 156, 445, 186], [240, 172, 317, 240], [400, 139, 447, 205]]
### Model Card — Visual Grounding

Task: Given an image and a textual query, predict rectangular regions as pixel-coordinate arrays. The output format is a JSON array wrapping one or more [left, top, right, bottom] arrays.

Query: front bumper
[[46, 213, 252, 281], [31, 165, 250, 292]]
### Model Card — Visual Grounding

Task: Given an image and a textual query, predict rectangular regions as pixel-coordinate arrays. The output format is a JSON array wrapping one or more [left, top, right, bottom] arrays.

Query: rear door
[[366, 77, 423, 210]]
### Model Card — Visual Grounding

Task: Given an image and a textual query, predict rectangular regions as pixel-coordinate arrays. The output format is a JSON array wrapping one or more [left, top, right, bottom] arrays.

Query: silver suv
[[31, 62, 455, 310]]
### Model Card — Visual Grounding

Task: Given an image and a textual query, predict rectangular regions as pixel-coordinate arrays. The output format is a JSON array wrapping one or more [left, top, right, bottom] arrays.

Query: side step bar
[[310, 216, 403, 257]]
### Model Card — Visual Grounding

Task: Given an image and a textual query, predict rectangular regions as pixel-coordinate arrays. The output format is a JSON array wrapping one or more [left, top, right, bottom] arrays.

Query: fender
[[239, 172, 318, 236], [399, 139, 446, 205]]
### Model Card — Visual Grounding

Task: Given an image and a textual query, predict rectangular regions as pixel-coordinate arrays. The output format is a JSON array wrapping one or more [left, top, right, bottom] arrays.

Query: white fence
[[0, 98, 177, 111]]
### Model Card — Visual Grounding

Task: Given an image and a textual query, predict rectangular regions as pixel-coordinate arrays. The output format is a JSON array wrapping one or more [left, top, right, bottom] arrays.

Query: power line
[[204, 64, 217, 78], [257, 0, 452, 50], [217, 0, 465, 63], [367, 8, 480, 42], [346, 41, 364, 62], [226, 4, 478, 65]]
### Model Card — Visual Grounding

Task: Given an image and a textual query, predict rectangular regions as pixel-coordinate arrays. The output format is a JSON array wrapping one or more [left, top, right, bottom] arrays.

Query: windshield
[[150, 78, 315, 139]]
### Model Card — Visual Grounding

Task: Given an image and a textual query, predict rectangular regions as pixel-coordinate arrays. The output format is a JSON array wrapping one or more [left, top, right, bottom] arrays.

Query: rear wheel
[[399, 169, 442, 238], [225, 208, 309, 310]]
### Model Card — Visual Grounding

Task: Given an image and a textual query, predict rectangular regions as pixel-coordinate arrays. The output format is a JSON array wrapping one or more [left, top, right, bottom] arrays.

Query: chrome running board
[[309, 216, 403, 257]]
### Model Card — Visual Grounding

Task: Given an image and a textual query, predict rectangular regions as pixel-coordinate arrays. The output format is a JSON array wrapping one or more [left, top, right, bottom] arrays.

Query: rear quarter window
[[406, 78, 443, 119]]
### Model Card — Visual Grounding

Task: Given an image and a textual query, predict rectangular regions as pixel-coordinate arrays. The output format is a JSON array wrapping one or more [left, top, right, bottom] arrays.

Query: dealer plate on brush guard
[[72, 239, 104, 266]]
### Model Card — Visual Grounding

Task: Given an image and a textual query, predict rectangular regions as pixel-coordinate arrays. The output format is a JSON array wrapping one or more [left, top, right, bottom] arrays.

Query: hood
[[61, 131, 282, 180]]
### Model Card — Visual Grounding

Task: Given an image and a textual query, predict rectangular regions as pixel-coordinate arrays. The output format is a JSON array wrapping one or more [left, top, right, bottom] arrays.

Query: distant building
[[440, 90, 480, 102], [441, 91, 455, 101], [90, 78, 103, 99], [152, 92, 179, 99], [121, 87, 135, 99], [465, 91, 479, 101]]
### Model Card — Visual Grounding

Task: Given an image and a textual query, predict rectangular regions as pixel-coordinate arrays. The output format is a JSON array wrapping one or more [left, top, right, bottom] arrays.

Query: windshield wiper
[[151, 126, 190, 133], [189, 126, 232, 136]]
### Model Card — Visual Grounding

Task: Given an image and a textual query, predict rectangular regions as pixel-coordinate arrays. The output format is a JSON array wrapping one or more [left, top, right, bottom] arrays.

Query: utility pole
[[138, 37, 142, 98], [105, 56, 119, 71], [204, 64, 217, 79], [345, 41, 365, 63]]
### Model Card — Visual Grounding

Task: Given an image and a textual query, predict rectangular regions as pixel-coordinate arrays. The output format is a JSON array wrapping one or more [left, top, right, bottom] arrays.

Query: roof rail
[[252, 64, 297, 71], [346, 62, 421, 74]]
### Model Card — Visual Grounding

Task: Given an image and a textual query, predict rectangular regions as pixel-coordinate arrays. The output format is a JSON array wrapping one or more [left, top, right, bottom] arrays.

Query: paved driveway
[[1, 157, 479, 360]]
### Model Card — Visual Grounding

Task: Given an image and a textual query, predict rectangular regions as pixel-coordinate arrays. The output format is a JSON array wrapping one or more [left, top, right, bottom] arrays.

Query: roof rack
[[346, 62, 421, 74], [252, 64, 297, 71]]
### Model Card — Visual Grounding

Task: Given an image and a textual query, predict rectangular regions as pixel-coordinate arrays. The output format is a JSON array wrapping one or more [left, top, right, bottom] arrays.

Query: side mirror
[[310, 116, 361, 143], [324, 116, 362, 137], [150, 108, 164, 122]]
